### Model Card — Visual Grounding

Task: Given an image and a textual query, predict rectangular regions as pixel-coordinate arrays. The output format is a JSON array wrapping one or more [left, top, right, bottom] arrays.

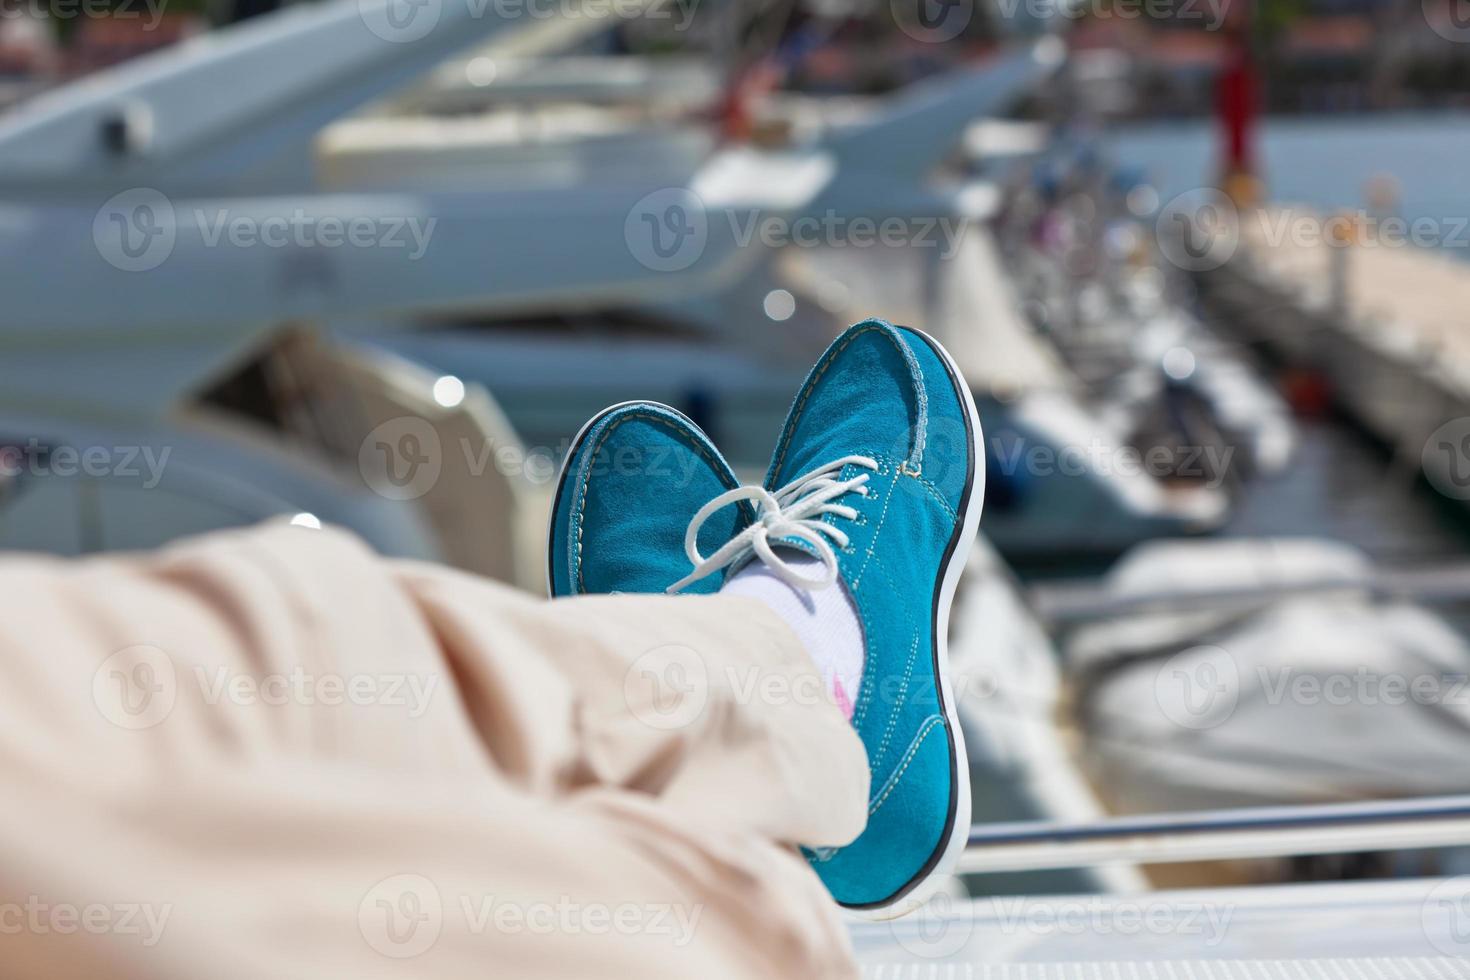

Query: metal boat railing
[[1029, 563, 1470, 625], [960, 794, 1470, 874]]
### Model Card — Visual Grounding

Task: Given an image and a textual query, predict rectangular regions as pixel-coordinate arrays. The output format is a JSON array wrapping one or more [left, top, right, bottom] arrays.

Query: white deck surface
[[851, 876, 1470, 969]]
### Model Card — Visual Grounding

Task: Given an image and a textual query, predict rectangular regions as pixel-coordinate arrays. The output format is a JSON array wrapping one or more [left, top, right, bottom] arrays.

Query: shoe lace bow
[[666, 455, 878, 594]]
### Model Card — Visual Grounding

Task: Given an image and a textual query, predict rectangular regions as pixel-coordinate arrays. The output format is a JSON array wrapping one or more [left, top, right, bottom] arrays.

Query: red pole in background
[[1216, 0, 1262, 205]]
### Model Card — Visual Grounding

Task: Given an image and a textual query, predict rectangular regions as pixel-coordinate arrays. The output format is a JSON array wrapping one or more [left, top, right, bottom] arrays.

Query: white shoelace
[[666, 455, 879, 594]]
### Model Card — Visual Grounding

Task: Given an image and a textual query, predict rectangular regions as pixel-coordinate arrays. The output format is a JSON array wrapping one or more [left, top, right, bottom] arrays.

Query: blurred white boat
[[317, 54, 721, 192], [368, 44, 1065, 468], [0, 0, 841, 581], [1060, 537, 1470, 823]]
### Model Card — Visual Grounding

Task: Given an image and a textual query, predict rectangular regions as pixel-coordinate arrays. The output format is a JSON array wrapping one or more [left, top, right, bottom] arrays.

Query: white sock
[[721, 551, 865, 720]]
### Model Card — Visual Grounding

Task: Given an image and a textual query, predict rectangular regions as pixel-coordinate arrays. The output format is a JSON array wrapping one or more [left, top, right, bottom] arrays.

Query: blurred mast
[[1216, 0, 1259, 205]]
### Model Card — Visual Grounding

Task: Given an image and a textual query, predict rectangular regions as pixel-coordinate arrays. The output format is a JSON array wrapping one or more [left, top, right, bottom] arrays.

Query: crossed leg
[[0, 522, 868, 979]]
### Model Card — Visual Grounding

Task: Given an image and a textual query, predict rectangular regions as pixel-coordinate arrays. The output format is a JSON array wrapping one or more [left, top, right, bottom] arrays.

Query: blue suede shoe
[[547, 401, 750, 597], [675, 319, 982, 915]]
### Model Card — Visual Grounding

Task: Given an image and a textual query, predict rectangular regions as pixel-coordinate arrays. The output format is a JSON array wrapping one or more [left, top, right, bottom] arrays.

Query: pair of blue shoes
[[547, 319, 983, 916]]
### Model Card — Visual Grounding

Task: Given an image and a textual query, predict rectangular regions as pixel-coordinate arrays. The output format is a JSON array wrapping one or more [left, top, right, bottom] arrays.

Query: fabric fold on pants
[[0, 521, 869, 979]]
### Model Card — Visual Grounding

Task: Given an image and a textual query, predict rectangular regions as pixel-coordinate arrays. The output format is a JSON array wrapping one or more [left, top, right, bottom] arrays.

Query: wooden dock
[[1197, 205, 1470, 500], [1233, 207, 1470, 369]]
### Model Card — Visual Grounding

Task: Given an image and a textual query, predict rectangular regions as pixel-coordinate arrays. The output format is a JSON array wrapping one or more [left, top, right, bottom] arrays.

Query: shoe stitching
[[852, 465, 900, 590], [851, 597, 880, 728], [769, 321, 929, 484], [913, 474, 958, 521], [872, 623, 920, 773], [805, 713, 945, 862], [572, 409, 726, 594], [826, 457, 956, 789], [841, 459, 940, 728], [834, 461, 887, 728], [869, 714, 944, 816]]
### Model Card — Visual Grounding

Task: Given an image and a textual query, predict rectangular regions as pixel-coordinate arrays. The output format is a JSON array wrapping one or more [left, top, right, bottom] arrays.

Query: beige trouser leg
[[0, 523, 869, 980]]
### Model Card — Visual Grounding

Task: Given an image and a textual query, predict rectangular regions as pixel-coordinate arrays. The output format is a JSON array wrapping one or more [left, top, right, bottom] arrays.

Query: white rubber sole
[[849, 325, 984, 921]]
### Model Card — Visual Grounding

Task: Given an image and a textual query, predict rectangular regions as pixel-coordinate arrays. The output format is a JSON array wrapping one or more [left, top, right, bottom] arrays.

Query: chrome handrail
[[960, 795, 1470, 874]]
